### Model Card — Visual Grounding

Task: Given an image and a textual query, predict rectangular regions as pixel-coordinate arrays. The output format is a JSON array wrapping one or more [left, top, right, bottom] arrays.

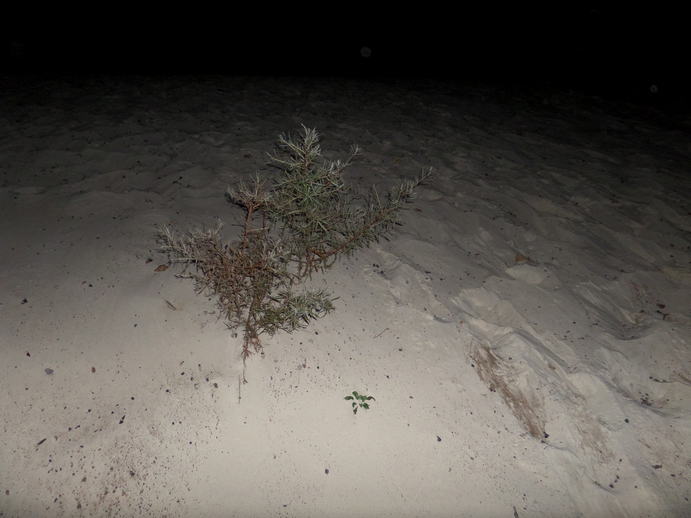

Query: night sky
[[2, 5, 689, 106]]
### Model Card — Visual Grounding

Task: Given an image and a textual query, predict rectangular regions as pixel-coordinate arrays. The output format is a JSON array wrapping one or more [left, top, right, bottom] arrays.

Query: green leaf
[[353, 406, 358, 414], [344, 396, 353, 400], [362, 403, 369, 409], [352, 391, 359, 398], [366, 396, 375, 401], [352, 402, 357, 408]]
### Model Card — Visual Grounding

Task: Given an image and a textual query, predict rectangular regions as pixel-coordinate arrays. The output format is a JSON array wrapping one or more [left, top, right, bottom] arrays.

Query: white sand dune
[[1, 76, 690, 517]]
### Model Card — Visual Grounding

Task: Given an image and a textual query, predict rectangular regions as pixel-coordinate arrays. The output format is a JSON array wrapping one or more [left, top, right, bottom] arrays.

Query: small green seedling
[[345, 391, 375, 414]]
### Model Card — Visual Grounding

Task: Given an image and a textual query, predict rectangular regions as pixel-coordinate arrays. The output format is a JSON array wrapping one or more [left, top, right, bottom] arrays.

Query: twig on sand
[[373, 327, 390, 338]]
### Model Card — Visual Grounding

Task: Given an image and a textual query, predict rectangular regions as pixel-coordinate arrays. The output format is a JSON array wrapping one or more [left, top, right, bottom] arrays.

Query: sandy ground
[[1, 75, 690, 517]]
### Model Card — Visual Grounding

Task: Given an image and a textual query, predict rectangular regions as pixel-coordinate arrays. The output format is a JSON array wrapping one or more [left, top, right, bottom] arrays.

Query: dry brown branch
[[470, 345, 546, 439]]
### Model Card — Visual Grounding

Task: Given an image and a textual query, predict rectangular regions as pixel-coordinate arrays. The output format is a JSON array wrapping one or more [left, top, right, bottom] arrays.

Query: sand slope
[[1, 76, 690, 517]]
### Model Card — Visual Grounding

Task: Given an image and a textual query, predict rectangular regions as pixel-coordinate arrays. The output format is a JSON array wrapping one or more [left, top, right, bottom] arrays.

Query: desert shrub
[[157, 126, 430, 378]]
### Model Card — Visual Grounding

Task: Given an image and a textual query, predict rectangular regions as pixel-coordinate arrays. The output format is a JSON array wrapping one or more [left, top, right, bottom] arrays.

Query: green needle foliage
[[157, 126, 431, 373]]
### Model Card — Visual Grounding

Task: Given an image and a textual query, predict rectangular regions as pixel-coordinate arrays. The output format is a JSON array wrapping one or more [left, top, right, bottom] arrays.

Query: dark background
[[1, 5, 689, 107]]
